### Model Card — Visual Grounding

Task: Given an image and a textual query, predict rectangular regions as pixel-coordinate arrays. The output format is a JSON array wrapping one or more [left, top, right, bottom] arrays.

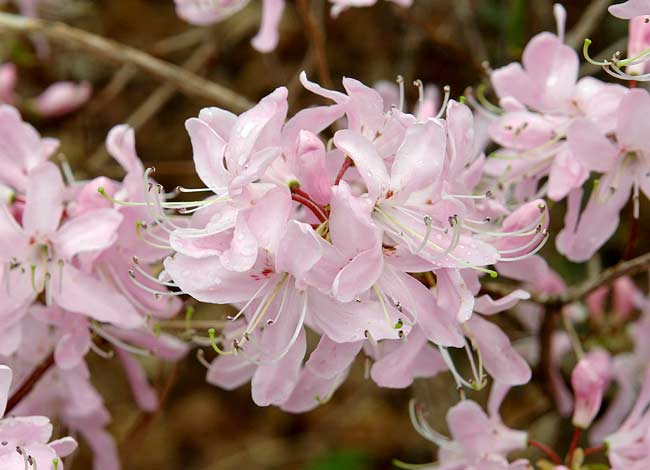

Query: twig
[[566, 0, 611, 49], [0, 12, 253, 112], [484, 251, 650, 307], [88, 40, 219, 169], [5, 352, 55, 414], [296, 0, 333, 89], [566, 251, 650, 303]]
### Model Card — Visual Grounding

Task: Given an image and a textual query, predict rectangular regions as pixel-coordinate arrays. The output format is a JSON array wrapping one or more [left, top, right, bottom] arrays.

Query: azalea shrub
[[1, 1, 650, 469]]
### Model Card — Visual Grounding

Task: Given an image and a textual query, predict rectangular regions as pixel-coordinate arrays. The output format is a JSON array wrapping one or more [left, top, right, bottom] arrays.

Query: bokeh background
[[0, 0, 644, 468]]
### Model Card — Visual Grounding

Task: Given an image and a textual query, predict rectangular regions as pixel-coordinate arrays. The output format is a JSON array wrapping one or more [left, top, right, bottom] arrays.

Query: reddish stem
[[529, 440, 562, 465], [584, 444, 605, 457], [566, 427, 583, 465], [6, 352, 55, 414], [292, 193, 327, 223], [293, 187, 313, 200], [630, 80, 638, 89], [335, 156, 353, 185]]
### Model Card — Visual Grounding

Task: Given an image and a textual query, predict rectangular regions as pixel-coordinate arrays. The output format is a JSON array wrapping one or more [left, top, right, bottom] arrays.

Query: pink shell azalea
[[410, 382, 529, 469], [159, 72, 545, 411], [557, 88, 650, 261], [0, 365, 78, 470]]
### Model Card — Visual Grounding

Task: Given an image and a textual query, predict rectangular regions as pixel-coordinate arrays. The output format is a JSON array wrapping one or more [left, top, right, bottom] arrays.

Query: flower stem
[[529, 439, 562, 465], [335, 156, 353, 185], [292, 193, 327, 223], [566, 427, 582, 465], [583, 444, 605, 457], [6, 352, 55, 414]]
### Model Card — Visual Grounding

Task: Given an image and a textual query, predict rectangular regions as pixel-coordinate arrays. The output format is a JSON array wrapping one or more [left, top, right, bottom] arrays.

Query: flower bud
[[571, 350, 611, 428], [34, 81, 91, 118]]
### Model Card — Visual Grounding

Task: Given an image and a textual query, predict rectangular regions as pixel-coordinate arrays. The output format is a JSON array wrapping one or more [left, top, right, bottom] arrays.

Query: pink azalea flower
[[485, 4, 626, 211], [410, 382, 529, 469], [0, 105, 59, 192], [604, 366, 650, 469], [0, 160, 142, 330], [0, 365, 78, 470], [161, 73, 545, 409], [557, 88, 650, 261], [625, 15, 650, 76], [590, 283, 650, 443], [329, 0, 412, 18]]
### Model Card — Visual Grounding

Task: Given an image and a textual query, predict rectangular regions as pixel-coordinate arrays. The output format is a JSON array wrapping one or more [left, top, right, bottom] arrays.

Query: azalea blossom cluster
[[408, 278, 650, 470], [154, 70, 556, 412], [0, 105, 187, 469], [475, 4, 636, 263]]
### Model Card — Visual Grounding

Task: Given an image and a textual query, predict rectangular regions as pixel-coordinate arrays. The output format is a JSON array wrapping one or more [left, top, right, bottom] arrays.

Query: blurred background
[[0, 0, 643, 468]]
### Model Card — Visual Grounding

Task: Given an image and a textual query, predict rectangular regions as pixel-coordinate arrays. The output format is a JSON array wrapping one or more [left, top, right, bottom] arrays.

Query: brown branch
[[565, 251, 650, 303], [88, 39, 219, 170], [484, 251, 650, 307], [5, 352, 55, 414], [0, 12, 253, 112], [296, 0, 333, 89]]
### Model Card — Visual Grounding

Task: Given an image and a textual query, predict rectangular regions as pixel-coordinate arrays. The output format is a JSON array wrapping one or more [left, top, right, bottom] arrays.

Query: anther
[[396, 75, 405, 112], [413, 79, 424, 107]]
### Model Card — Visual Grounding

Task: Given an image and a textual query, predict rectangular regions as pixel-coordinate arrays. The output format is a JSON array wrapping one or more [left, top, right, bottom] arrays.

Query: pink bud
[[571, 350, 611, 429], [627, 15, 650, 75], [34, 81, 92, 118], [585, 285, 608, 323], [0, 63, 17, 104], [612, 277, 638, 321]]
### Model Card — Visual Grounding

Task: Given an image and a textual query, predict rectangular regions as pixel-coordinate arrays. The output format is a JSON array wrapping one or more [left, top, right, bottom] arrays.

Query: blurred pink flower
[[174, 0, 285, 52], [610, 0, 650, 19], [0, 365, 78, 469], [34, 81, 92, 118], [0, 63, 17, 105]]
